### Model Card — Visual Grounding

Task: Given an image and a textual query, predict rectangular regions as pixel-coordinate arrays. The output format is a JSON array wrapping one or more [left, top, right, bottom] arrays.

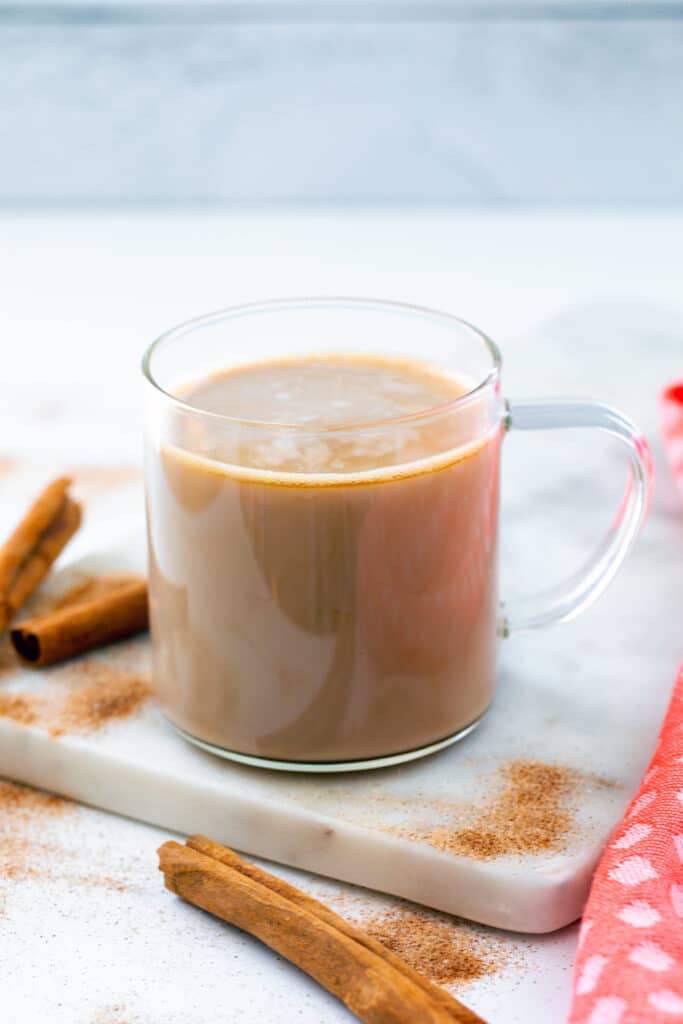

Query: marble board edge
[[0, 715, 597, 934]]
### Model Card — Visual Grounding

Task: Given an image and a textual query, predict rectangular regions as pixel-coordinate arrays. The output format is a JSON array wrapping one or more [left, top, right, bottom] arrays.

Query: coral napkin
[[568, 382, 683, 1024], [662, 383, 683, 504]]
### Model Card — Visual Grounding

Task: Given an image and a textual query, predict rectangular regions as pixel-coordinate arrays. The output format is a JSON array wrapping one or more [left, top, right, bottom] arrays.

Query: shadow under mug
[[142, 298, 652, 772]]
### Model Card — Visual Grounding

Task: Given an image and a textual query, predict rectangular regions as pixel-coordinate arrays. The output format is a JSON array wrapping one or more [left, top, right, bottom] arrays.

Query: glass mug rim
[[141, 296, 503, 435]]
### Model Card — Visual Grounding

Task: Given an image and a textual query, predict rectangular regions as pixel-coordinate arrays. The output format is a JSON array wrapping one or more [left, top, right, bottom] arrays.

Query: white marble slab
[[1, 298, 681, 937], [0, 539, 625, 935]]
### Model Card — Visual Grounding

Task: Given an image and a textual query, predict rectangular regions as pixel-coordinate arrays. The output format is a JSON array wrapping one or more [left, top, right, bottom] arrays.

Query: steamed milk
[[146, 355, 501, 762]]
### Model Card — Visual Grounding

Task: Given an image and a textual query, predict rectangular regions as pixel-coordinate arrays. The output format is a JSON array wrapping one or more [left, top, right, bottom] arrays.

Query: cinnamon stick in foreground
[[0, 478, 82, 631], [11, 578, 148, 667], [186, 835, 483, 1023], [158, 839, 488, 1024]]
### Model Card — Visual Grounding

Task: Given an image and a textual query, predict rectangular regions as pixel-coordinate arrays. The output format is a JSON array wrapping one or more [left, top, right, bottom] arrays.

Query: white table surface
[[1, 207, 683, 1024]]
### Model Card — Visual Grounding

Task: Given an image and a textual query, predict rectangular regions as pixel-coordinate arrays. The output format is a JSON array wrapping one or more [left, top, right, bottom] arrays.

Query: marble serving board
[[1, 305, 682, 937], [0, 535, 620, 936]]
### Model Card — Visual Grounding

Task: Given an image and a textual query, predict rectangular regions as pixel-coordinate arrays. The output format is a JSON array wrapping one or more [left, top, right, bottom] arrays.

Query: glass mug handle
[[501, 398, 653, 636]]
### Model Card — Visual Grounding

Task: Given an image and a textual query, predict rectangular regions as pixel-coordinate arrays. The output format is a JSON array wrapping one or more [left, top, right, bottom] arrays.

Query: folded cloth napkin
[[568, 382, 683, 1024]]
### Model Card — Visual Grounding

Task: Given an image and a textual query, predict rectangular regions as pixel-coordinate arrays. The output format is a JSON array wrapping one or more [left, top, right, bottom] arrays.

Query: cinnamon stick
[[158, 839, 488, 1024], [186, 835, 484, 1024], [11, 578, 148, 667], [0, 479, 82, 631]]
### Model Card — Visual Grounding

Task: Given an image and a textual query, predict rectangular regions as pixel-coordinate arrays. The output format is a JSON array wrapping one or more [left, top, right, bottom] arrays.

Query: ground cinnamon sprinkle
[[49, 661, 152, 736], [0, 659, 150, 741], [0, 780, 65, 818], [0, 780, 69, 881], [0, 836, 40, 880], [411, 759, 584, 859], [0, 692, 39, 725], [363, 905, 507, 986], [0, 660, 151, 735], [0, 781, 130, 892], [92, 1008, 129, 1024]]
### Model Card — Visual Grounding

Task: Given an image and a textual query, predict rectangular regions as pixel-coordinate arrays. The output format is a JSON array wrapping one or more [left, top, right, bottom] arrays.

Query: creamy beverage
[[146, 355, 502, 763]]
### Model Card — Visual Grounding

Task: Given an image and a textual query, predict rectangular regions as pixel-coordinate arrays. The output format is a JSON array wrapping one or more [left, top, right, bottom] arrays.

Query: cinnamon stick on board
[[0, 477, 82, 631], [11, 578, 149, 667], [158, 838, 488, 1024]]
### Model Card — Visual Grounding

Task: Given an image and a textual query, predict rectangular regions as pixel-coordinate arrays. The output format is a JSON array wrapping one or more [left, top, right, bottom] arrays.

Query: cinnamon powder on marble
[[363, 906, 506, 986], [92, 1007, 130, 1024], [0, 660, 151, 735], [0, 781, 69, 880], [0, 780, 65, 819], [49, 661, 152, 736], [0, 692, 39, 725], [0, 781, 129, 891], [411, 759, 583, 859]]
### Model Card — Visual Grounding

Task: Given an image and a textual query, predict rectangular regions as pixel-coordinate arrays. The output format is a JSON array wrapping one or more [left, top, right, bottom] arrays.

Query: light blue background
[[2, 1, 683, 203]]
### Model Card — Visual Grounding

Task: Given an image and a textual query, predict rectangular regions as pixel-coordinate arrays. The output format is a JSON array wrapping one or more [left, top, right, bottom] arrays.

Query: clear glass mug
[[143, 298, 652, 772]]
